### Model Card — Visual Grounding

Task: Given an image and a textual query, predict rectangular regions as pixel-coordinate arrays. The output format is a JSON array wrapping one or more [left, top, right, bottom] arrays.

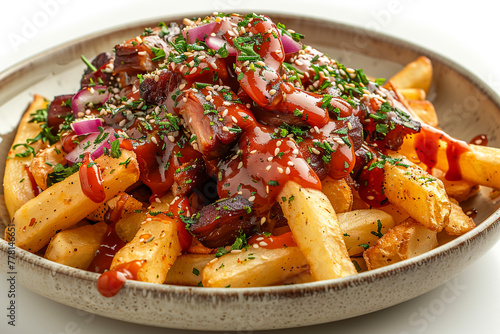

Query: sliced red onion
[[182, 22, 217, 44], [65, 126, 117, 163], [280, 34, 302, 54], [70, 118, 103, 136], [205, 36, 237, 56], [71, 85, 109, 116]]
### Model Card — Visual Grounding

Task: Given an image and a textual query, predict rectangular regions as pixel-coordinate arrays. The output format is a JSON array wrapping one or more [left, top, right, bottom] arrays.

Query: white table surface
[[1, 1, 500, 333]]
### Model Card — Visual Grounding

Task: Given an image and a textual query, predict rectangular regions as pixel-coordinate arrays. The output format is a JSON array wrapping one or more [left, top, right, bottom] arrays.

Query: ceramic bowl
[[1, 13, 499, 331]]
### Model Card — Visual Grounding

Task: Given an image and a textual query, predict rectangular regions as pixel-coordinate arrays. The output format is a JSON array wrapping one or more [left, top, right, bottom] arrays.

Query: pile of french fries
[[4, 55, 498, 290]]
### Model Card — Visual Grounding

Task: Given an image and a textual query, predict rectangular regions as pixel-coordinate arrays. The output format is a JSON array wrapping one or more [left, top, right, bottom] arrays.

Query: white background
[[1, 0, 500, 333]]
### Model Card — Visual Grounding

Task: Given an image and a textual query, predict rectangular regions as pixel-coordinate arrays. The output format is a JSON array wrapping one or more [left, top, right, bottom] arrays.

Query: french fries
[[111, 215, 181, 283], [201, 246, 308, 287], [363, 218, 438, 270], [445, 198, 476, 236], [321, 177, 353, 213], [407, 100, 438, 127], [383, 155, 450, 232], [45, 222, 108, 269], [389, 56, 433, 93], [338, 209, 395, 256], [11, 150, 139, 252], [278, 181, 357, 280], [4, 95, 48, 218], [165, 253, 215, 286]]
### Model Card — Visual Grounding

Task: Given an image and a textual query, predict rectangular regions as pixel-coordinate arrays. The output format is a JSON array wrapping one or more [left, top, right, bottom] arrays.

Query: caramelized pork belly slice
[[172, 157, 208, 197], [114, 28, 173, 74], [80, 52, 115, 88], [189, 196, 258, 248], [178, 88, 241, 160], [47, 94, 74, 135], [139, 69, 181, 106]]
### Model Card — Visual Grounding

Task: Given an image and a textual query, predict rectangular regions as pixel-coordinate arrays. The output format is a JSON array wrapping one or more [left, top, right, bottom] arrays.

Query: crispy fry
[[407, 100, 438, 127], [45, 222, 108, 269], [12, 150, 139, 252], [321, 177, 353, 213], [111, 215, 181, 283], [445, 198, 476, 236], [165, 253, 215, 286], [338, 209, 396, 256], [383, 155, 450, 232], [398, 88, 426, 101], [363, 218, 438, 270], [278, 181, 356, 280], [389, 56, 433, 93], [432, 169, 480, 202], [4, 95, 49, 218], [399, 135, 500, 190], [201, 246, 308, 287]]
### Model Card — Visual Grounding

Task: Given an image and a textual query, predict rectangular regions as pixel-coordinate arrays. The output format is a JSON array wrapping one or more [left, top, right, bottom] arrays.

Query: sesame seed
[[274, 147, 280, 156], [248, 196, 255, 202], [266, 186, 269, 194], [222, 109, 229, 117], [267, 157, 273, 162], [138, 51, 147, 56], [314, 126, 320, 133], [242, 60, 250, 67], [276, 140, 282, 147], [256, 60, 265, 67], [261, 255, 269, 260], [178, 83, 186, 90], [136, 36, 142, 43], [260, 217, 266, 224], [256, 237, 265, 241], [205, 95, 212, 101], [367, 195, 375, 201], [190, 67, 198, 75], [285, 167, 291, 174], [210, 62, 218, 69], [269, 89, 277, 96], [292, 149, 299, 155], [277, 167, 284, 173], [222, 126, 229, 132], [294, 60, 303, 66], [250, 150, 257, 154], [288, 161, 294, 167], [253, 244, 260, 249], [231, 116, 238, 123], [266, 165, 271, 171], [347, 122, 353, 130], [151, 137, 158, 144], [168, 135, 175, 142], [259, 241, 268, 247], [311, 148, 321, 155], [237, 161, 243, 169]]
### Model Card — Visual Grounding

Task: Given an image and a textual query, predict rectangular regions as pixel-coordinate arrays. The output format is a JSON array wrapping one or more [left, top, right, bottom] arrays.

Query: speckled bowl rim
[[1, 10, 500, 326]]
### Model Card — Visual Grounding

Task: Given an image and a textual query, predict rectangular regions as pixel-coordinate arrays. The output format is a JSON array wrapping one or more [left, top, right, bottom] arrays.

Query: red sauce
[[88, 223, 125, 273], [79, 153, 106, 203], [24, 166, 41, 196], [88, 194, 129, 273], [470, 134, 488, 146], [165, 196, 193, 252], [357, 165, 388, 207], [414, 124, 470, 181], [248, 231, 297, 249], [97, 260, 146, 297], [465, 208, 477, 219]]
